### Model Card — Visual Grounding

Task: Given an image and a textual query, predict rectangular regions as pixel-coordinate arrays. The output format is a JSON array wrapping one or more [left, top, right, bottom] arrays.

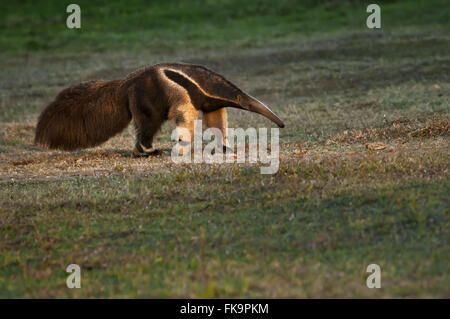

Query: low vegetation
[[0, 0, 449, 297]]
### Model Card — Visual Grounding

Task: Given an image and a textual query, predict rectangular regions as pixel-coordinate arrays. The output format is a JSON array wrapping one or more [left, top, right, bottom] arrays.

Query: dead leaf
[[365, 142, 388, 150]]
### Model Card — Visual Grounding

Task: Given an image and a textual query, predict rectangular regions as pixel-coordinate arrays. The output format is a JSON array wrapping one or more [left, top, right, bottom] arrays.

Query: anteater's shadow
[[107, 148, 172, 158]]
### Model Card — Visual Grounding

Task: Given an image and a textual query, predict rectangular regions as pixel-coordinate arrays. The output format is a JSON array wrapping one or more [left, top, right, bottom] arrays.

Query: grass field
[[0, 0, 449, 298]]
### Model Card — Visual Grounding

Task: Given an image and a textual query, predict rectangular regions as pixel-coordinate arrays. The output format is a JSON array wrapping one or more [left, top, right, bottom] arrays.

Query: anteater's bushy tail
[[35, 80, 131, 150]]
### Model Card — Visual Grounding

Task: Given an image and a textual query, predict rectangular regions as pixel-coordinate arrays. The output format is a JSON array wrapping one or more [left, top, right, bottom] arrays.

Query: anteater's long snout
[[244, 96, 285, 128]]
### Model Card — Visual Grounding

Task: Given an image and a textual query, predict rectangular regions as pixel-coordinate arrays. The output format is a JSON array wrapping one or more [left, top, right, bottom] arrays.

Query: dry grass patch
[[325, 114, 449, 145]]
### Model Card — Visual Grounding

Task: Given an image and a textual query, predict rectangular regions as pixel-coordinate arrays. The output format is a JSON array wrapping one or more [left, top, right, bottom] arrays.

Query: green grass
[[0, 0, 448, 54], [0, 0, 449, 297], [1, 156, 449, 297]]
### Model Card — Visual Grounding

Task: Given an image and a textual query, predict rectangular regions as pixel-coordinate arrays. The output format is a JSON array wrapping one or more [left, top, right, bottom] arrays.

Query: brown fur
[[35, 62, 284, 153], [35, 80, 131, 150]]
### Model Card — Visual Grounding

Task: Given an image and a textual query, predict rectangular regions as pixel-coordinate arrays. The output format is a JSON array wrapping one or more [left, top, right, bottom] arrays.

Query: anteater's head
[[198, 71, 285, 128], [233, 92, 285, 128], [163, 64, 285, 128]]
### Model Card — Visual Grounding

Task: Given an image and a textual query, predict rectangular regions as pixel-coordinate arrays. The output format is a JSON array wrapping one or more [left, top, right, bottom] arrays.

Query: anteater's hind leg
[[128, 88, 165, 157], [203, 108, 231, 152]]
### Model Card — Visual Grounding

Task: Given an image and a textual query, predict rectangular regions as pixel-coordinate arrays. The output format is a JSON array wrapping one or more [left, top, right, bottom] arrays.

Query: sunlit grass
[[0, 0, 449, 298]]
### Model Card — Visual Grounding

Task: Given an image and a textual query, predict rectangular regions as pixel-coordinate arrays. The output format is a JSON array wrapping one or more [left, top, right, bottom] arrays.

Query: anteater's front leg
[[128, 87, 164, 157], [171, 103, 199, 155], [203, 108, 230, 151]]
